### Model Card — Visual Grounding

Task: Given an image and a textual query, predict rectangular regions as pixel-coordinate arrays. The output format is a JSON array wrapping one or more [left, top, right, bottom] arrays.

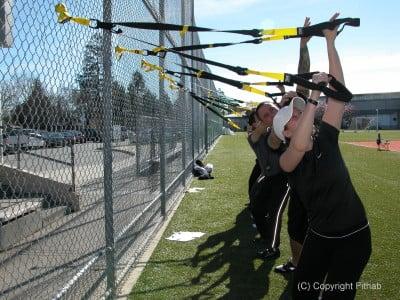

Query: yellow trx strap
[[159, 72, 180, 90], [248, 101, 261, 107], [261, 35, 287, 42], [180, 25, 189, 37], [55, 3, 90, 26], [141, 60, 163, 72], [232, 106, 251, 113], [115, 45, 145, 60], [228, 119, 241, 130], [262, 27, 298, 36], [152, 46, 167, 53], [242, 85, 269, 97], [245, 70, 285, 81]]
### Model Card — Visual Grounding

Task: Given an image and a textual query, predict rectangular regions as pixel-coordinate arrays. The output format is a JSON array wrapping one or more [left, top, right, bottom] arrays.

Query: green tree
[[76, 33, 103, 129], [112, 80, 127, 126], [10, 79, 54, 129], [127, 71, 148, 131], [0, 77, 34, 124]]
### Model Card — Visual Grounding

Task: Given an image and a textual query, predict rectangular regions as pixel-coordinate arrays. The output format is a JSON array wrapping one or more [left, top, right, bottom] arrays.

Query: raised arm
[[249, 120, 268, 143], [322, 12, 345, 130], [296, 17, 311, 98], [279, 73, 328, 172]]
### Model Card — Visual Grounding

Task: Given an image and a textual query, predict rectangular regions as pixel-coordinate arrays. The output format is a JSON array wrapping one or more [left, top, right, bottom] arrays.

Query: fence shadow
[[189, 207, 277, 299]]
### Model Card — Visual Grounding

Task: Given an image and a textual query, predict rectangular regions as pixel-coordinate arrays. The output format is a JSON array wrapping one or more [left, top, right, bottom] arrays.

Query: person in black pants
[[247, 103, 289, 260], [273, 13, 371, 299], [247, 110, 262, 196]]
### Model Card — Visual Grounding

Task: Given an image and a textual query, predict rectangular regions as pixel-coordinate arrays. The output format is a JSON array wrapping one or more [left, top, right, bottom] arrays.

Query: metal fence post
[[70, 143, 76, 192], [17, 130, 21, 169], [159, 0, 166, 217], [205, 110, 208, 153], [102, 0, 115, 298], [181, 0, 186, 184], [0, 99, 3, 164], [190, 2, 195, 164]]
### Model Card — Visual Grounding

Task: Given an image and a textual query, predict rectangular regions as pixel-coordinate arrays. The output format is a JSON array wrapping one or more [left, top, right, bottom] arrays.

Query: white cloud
[[194, 0, 264, 18], [311, 51, 400, 94], [209, 50, 400, 101]]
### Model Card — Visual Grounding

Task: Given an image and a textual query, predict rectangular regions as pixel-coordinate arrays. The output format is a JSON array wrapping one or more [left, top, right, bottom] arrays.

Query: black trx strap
[[281, 73, 353, 102], [91, 17, 359, 39], [56, 4, 360, 52], [189, 92, 233, 113], [174, 65, 284, 100], [91, 20, 263, 37], [180, 65, 352, 102], [164, 38, 265, 53]]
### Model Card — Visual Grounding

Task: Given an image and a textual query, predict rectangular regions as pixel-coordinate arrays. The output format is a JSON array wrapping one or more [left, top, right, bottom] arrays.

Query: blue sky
[[194, 0, 400, 102]]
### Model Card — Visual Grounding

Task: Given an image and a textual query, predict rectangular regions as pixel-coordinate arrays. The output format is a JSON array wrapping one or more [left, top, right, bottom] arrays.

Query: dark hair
[[248, 110, 257, 125], [255, 101, 268, 119]]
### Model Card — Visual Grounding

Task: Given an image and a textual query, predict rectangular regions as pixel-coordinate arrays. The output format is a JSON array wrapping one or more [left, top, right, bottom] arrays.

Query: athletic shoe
[[257, 247, 280, 260], [274, 260, 296, 273]]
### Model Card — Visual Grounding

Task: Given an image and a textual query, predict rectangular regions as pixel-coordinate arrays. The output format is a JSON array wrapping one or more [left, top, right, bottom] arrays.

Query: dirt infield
[[345, 140, 400, 152]]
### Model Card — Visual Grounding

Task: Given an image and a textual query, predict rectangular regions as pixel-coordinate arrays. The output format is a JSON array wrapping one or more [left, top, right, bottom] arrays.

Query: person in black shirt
[[248, 101, 288, 260], [273, 13, 371, 300], [247, 17, 313, 263], [376, 132, 382, 150]]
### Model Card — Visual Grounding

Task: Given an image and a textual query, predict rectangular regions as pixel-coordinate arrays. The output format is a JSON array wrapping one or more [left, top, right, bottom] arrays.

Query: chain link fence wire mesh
[[0, 0, 223, 298]]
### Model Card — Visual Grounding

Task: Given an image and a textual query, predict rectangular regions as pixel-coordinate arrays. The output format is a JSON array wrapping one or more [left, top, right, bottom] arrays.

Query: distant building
[[350, 92, 400, 129]]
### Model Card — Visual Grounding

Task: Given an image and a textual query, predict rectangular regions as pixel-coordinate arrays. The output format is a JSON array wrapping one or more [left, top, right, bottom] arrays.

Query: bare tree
[[0, 77, 34, 121]]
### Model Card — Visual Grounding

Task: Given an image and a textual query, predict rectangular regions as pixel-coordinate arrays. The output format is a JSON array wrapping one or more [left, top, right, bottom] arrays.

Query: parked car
[[40, 132, 66, 147], [27, 134, 46, 149], [61, 131, 76, 145], [2, 133, 19, 154], [4, 129, 29, 150], [69, 130, 86, 143], [81, 128, 103, 142], [121, 126, 128, 141], [23, 130, 46, 149]]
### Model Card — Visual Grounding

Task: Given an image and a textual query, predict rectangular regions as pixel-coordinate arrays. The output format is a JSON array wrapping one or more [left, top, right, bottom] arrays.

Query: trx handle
[[300, 18, 360, 37]]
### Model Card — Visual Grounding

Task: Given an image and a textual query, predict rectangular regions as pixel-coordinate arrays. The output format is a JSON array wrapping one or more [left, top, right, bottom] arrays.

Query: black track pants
[[249, 174, 289, 249], [293, 226, 372, 300]]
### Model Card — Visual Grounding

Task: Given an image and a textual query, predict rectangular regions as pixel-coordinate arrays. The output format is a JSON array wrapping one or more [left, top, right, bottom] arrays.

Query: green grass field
[[130, 130, 400, 299]]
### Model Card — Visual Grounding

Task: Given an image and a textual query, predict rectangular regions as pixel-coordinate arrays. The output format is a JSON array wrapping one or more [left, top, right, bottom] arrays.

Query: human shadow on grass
[[278, 272, 294, 300], [189, 207, 278, 299]]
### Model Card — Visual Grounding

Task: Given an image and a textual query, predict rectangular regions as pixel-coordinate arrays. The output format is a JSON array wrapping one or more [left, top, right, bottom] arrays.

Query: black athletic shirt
[[287, 121, 368, 235], [248, 129, 286, 178]]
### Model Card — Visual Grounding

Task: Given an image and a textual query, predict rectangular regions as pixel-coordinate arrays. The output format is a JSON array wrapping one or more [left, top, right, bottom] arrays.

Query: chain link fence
[[0, 0, 222, 298]]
